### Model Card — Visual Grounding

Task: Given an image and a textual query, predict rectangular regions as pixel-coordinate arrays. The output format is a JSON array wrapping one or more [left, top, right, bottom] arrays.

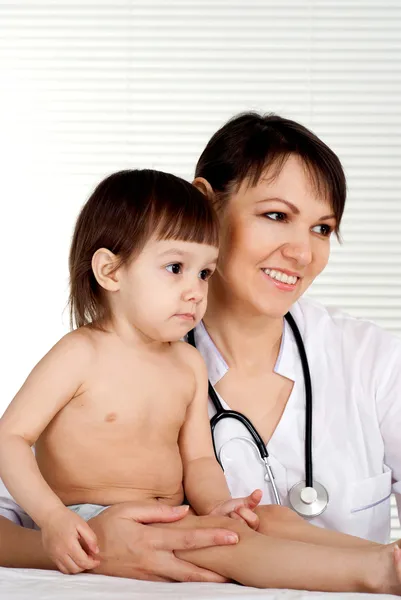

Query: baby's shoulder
[[170, 339, 206, 375], [49, 327, 97, 366]]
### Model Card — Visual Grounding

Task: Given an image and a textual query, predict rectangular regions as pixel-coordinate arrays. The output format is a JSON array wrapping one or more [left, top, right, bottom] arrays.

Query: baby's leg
[[255, 505, 378, 548], [157, 512, 401, 593]]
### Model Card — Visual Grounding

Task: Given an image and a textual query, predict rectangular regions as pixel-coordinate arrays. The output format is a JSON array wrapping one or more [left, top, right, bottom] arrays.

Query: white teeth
[[262, 268, 298, 286]]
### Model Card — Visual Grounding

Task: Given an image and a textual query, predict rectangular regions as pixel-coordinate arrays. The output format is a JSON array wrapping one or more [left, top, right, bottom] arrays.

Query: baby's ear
[[92, 248, 120, 291]]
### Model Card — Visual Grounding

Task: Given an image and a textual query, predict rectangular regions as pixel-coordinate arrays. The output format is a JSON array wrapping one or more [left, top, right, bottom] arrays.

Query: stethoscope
[[187, 312, 329, 518]]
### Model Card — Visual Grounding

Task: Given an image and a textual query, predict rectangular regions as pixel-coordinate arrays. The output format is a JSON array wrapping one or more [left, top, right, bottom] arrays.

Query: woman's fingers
[[166, 556, 230, 583], [153, 526, 239, 552], [130, 525, 235, 583], [88, 503, 238, 581], [115, 502, 190, 524]]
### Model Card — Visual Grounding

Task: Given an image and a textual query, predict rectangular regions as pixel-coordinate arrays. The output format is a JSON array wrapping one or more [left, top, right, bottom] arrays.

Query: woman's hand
[[88, 501, 239, 582], [209, 489, 263, 530]]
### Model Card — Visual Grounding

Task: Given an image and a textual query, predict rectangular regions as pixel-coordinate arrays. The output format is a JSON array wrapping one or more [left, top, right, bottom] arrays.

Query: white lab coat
[[0, 298, 400, 543], [194, 297, 401, 543]]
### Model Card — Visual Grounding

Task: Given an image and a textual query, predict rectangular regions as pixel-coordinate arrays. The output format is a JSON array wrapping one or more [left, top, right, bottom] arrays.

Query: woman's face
[[211, 154, 337, 319]]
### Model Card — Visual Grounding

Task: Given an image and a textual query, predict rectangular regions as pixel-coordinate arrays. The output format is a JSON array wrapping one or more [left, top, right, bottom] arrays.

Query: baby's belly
[[35, 433, 184, 507]]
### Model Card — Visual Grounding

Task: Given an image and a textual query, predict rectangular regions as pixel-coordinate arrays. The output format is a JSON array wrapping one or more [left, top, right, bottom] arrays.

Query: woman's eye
[[166, 263, 182, 274], [264, 212, 288, 222], [312, 224, 333, 237], [199, 269, 213, 281]]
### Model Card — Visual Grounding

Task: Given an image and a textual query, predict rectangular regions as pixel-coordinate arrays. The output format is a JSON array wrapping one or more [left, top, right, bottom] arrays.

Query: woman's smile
[[261, 268, 300, 292]]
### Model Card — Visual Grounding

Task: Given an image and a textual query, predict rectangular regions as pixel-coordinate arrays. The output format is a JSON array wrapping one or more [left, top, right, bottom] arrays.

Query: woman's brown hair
[[195, 112, 346, 235], [69, 169, 219, 330]]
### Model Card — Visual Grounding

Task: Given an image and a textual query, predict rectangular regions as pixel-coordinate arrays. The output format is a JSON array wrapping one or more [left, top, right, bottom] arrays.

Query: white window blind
[[0, 0, 400, 540]]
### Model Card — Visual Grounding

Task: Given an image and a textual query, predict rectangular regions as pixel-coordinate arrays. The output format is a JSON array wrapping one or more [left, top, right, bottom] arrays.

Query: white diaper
[[68, 503, 109, 521]]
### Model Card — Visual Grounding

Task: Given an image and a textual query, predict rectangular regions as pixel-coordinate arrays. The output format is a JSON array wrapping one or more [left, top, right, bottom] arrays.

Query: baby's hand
[[209, 489, 263, 530], [41, 507, 100, 574]]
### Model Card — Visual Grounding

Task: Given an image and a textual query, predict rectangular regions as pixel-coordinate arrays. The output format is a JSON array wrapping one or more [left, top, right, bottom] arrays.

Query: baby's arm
[[179, 346, 260, 527], [0, 330, 99, 572]]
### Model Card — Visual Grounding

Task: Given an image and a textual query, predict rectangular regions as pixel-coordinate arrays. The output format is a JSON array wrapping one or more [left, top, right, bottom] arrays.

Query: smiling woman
[[202, 154, 336, 319], [188, 111, 401, 545]]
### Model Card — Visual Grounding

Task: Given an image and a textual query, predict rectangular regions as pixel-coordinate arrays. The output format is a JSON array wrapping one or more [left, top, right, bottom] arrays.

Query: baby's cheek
[[198, 298, 208, 318]]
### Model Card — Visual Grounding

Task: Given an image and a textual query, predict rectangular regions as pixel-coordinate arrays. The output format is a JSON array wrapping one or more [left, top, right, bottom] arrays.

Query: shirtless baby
[[0, 169, 261, 575]]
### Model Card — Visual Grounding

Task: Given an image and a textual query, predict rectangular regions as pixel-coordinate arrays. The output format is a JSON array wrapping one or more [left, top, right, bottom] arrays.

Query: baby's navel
[[104, 412, 117, 422]]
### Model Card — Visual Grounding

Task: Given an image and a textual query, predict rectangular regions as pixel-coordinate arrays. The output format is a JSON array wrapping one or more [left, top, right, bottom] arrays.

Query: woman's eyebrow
[[318, 213, 336, 222], [257, 197, 300, 214], [257, 197, 335, 221]]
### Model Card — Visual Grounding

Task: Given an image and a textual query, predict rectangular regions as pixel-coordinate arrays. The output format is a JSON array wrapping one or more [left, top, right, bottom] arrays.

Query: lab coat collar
[[193, 309, 299, 385], [274, 316, 298, 382], [194, 320, 229, 386]]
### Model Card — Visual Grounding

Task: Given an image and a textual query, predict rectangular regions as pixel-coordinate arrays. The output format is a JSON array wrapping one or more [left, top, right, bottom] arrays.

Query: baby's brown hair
[[69, 169, 219, 330]]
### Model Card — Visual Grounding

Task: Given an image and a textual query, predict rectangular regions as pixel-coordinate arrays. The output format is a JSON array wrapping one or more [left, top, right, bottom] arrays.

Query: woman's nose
[[281, 240, 313, 266]]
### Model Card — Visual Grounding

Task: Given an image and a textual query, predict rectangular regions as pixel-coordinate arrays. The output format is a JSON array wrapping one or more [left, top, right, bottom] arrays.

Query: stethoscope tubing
[[284, 312, 313, 488], [187, 311, 314, 489]]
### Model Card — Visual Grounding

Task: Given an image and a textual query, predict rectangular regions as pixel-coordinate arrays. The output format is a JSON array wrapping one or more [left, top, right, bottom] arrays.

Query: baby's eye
[[166, 263, 182, 275], [199, 269, 213, 281], [312, 224, 333, 237], [264, 212, 288, 222]]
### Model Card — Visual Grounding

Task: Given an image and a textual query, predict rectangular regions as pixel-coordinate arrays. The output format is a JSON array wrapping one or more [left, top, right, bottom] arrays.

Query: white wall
[[1, 0, 400, 535]]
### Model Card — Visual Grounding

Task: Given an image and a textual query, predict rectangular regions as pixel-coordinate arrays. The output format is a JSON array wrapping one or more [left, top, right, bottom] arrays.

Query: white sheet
[[0, 568, 397, 600]]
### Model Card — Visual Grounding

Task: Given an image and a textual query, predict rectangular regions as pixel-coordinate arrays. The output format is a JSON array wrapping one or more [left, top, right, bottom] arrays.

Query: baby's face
[[117, 237, 218, 342]]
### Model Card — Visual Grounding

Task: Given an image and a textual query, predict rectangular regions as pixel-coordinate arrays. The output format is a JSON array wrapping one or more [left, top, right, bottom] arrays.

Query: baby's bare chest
[[54, 352, 195, 442]]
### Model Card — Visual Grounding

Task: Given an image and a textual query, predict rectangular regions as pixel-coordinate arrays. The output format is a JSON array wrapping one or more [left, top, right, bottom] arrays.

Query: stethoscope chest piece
[[288, 480, 329, 518]]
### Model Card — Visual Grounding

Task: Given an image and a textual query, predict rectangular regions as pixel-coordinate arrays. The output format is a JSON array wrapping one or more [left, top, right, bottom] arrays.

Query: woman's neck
[[203, 288, 284, 373]]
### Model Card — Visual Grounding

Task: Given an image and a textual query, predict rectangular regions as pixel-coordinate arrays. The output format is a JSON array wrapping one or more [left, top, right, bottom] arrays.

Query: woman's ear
[[192, 177, 214, 200], [92, 248, 120, 292]]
